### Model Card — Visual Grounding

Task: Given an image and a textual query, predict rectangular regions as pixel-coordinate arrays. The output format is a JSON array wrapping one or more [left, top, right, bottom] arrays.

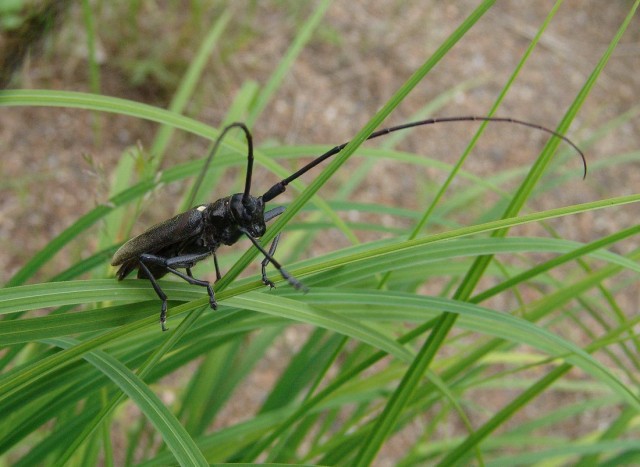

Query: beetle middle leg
[[212, 252, 222, 281], [260, 206, 287, 288]]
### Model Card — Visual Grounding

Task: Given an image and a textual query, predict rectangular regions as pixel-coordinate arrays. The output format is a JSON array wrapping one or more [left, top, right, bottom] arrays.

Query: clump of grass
[[0, 1, 639, 466]]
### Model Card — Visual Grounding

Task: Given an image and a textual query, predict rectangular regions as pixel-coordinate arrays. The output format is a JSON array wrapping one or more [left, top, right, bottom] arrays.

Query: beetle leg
[[138, 260, 169, 331], [264, 205, 285, 222], [213, 252, 222, 281], [165, 266, 217, 311], [261, 233, 281, 288], [239, 228, 307, 293], [162, 252, 211, 269], [261, 206, 286, 287], [140, 253, 217, 312]]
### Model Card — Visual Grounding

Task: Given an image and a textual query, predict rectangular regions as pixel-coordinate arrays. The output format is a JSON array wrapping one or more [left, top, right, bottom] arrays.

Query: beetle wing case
[[111, 206, 208, 275]]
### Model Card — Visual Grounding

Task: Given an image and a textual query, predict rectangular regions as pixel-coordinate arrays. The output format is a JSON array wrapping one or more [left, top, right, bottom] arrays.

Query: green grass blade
[[46, 337, 208, 466], [53, 306, 207, 465], [0, 89, 219, 140], [472, 224, 640, 303], [226, 293, 413, 363], [81, 0, 101, 97], [394, 4, 640, 462], [246, 0, 333, 126], [353, 326, 449, 466], [180, 339, 245, 434], [415, 0, 564, 236], [149, 9, 231, 162], [187, 326, 283, 430], [347, 0, 499, 462]]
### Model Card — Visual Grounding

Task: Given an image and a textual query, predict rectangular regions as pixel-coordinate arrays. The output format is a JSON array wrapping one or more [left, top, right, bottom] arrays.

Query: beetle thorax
[[203, 193, 266, 246]]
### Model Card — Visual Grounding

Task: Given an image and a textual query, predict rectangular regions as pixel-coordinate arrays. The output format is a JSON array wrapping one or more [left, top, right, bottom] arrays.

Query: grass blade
[[46, 338, 208, 466]]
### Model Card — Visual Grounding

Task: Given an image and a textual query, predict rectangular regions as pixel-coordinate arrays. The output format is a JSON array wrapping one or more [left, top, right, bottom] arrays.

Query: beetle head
[[229, 193, 266, 238]]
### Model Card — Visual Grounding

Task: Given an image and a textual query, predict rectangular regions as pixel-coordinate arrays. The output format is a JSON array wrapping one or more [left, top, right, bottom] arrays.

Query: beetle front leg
[[261, 233, 281, 288], [240, 229, 307, 293], [261, 206, 286, 288]]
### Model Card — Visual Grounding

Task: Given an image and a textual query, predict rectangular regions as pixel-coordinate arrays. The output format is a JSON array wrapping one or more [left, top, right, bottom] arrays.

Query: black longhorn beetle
[[111, 118, 586, 331]]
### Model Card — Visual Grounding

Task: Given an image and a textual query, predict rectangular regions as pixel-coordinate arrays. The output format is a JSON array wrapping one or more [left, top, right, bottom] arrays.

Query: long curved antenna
[[262, 116, 586, 203], [187, 122, 254, 207]]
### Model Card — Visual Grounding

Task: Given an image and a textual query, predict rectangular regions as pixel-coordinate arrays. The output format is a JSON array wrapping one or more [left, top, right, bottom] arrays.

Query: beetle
[[111, 118, 586, 330]]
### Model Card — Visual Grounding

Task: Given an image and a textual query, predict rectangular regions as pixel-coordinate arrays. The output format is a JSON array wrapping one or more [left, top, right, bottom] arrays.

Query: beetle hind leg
[[139, 253, 218, 330], [138, 261, 169, 331]]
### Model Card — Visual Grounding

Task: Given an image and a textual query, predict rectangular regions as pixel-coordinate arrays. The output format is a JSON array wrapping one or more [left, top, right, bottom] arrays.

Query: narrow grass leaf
[[44, 338, 208, 466], [246, 0, 333, 125], [149, 9, 231, 163]]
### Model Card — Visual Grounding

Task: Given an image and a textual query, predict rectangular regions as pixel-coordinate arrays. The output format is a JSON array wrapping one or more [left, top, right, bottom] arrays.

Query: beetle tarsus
[[261, 232, 281, 289], [207, 284, 217, 310], [280, 267, 308, 293], [160, 301, 168, 332]]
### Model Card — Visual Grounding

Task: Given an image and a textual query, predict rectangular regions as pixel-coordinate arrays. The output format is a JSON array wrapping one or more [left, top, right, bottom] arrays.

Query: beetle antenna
[[188, 122, 254, 207], [240, 123, 254, 202], [261, 116, 586, 203]]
